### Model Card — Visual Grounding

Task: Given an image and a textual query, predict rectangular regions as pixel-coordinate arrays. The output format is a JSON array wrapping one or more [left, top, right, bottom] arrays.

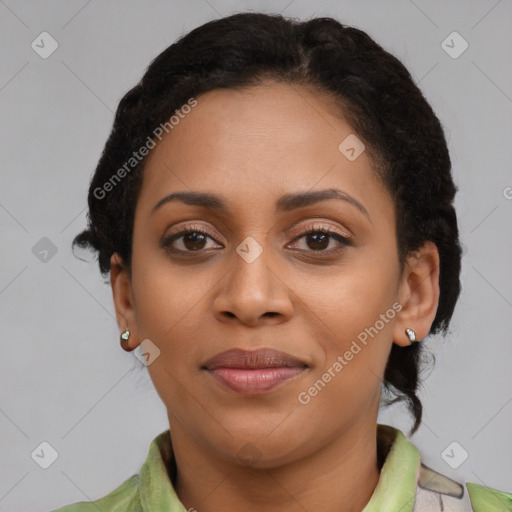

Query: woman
[[50, 12, 511, 512]]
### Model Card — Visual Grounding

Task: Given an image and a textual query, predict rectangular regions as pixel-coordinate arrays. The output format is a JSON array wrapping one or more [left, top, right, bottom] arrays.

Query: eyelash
[[161, 223, 351, 256]]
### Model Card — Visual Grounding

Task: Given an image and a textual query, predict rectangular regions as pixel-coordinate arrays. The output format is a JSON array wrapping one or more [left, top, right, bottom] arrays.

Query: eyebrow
[[151, 188, 370, 220]]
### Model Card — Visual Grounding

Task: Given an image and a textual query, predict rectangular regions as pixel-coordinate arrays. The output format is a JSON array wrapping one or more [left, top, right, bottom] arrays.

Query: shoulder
[[48, 474, 140, 512], [465, 481, 512, 511], [414, 463, 512, 512], [47, 429, 179, 512]]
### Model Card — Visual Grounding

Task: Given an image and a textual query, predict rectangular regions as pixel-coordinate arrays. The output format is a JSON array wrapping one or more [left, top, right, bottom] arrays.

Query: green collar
[[138, 429, 185, 511], [139, 423, 420, 511], [52, 423, 511, 511], [362, 424, 420, 511], [136, 423, 511, 511]]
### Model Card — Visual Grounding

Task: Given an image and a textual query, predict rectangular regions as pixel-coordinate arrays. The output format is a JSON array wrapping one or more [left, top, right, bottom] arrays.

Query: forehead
[[138, 81, 390, 220]]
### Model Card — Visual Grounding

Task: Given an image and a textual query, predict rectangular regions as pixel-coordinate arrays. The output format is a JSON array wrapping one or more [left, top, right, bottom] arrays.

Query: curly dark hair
[[73, 12, 462, 436]]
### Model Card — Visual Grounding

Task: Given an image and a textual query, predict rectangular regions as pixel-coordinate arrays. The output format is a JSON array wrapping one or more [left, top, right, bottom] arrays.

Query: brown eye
[[304, 232, 330, 250], [181, 231, 208, 250], [161, 227, 222, 253], [289, 228, 351, 253]]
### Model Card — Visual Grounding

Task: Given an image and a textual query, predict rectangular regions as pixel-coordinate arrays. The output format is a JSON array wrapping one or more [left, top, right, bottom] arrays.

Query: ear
[[393, 241, 440, 347], [110, 253, 140, 350]]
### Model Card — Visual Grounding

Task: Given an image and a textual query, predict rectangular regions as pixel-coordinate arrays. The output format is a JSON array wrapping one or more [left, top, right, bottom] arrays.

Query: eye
[[161, 222, 351, 256], [161, 224, 223, 253], [287, 225, 351, 253]]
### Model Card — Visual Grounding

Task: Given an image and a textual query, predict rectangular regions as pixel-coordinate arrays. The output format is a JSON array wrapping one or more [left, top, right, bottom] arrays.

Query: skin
[[110, 81, 440, 511]]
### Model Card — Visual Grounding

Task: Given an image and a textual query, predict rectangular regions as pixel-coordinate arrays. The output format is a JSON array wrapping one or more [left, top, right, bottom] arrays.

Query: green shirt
[[49, 423, 511, 511]]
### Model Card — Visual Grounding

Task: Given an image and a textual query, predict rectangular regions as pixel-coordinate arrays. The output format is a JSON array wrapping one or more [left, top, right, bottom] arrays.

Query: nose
[[212, 245, 294, 327]]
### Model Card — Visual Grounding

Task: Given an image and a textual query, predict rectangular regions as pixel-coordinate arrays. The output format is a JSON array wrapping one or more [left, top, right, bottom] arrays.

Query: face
[[111, 81, 439, 467]]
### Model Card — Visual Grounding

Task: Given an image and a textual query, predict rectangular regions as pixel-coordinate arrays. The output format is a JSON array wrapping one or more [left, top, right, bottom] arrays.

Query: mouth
[[202, 348, 309, 395]]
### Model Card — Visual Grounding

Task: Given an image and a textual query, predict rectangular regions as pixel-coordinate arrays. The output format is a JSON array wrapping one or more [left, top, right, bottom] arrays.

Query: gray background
[[1, 1, 511, 510]]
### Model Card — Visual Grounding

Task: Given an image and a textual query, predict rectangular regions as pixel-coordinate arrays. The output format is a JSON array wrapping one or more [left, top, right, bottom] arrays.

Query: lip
[[203, 348, 308, 395]]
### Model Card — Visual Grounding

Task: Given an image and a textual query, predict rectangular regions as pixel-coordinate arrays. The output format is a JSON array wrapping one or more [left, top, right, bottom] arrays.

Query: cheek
[[295, 279, 395, 430], [129, 257, 211, 410], [128, 240, 205, 368], [297, 248, 399, 394], [303, 253, 399, 343], [130, 227, 214, 333]]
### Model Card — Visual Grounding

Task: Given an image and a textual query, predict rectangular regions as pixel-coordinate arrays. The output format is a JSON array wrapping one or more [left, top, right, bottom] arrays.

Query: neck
[[169, 417, 382, 512]]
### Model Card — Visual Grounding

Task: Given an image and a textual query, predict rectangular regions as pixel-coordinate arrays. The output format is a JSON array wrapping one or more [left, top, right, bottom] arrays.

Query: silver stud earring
[[405, 328, 418, 343], [120, 330, 130, 342]]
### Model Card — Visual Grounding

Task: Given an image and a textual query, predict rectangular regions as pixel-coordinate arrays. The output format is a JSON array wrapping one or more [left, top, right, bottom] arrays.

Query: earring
[[405, 328, 419, 343], [120, 329, 135, 352]]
